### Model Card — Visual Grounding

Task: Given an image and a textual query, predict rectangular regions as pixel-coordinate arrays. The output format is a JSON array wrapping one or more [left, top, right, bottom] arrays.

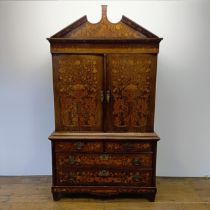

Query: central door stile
[[103, 54, 107, 132]]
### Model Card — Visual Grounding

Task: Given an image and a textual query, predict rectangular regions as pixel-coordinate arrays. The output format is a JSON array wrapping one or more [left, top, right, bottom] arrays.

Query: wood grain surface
[[1, 176, 210, 210]]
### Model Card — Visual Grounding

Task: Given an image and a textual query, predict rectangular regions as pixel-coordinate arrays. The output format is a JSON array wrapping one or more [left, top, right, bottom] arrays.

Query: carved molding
[[52, 186, 157, 194]]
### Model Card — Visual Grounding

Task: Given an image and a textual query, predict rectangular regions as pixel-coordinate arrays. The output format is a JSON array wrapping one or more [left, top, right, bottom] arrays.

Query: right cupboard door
[[106, 54, 157, 132]]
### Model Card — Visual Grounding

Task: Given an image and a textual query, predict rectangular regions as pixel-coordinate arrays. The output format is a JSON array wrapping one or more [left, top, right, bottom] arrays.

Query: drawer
[[105, 142, 153, 153], [56, 169, 152, 187], [54, 141, 103, 153], [56, 153, 153, 169]]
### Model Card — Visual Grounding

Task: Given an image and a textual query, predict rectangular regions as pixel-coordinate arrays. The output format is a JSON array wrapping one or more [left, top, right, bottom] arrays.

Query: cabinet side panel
[[52, 54, 104, 131], [107, 54, 157, 132]]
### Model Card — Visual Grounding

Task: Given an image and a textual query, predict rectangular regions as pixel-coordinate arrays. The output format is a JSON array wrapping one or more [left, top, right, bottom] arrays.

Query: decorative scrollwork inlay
[[64, 18, 145, 39], [54, 55, 103, 130], [108, 54, 153, 131]]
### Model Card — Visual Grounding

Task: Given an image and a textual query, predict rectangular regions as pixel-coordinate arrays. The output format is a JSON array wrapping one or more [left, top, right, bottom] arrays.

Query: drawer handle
[[133, 158, 141, 166], [74, 142, 84, 150], [69, 172, 76, 183], [69, 177, 75, 183], [98, 170, 110, 177], [99, 154, 110, 160], [132, 173, 141, 182], [69, 155, 76, 165]]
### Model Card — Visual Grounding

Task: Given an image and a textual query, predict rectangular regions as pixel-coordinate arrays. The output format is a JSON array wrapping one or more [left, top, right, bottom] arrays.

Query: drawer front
[[54, 141, 103, 153], [56, 153, 152, 169], [56, 169, 152, 186], [105, 142, 153, 153]]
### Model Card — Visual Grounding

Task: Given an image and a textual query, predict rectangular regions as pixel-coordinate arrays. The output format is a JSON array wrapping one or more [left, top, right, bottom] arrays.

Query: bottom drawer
[[56, 169, 152, 187]]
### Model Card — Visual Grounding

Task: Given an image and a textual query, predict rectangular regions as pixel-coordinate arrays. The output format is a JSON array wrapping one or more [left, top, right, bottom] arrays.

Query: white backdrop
[[0, 1, 210, 176]]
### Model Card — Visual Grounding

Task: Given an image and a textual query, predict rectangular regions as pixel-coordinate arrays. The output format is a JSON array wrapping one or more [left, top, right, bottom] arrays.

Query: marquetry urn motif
[[48, 5, 162, 201]]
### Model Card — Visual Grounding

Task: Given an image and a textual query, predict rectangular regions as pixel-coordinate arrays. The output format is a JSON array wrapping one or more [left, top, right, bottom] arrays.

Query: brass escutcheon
[[123, 142, 133, 150], [106, 90, 110, 103], [98, 170, 110, 177], [74, 141, 84, 150], [99, 154, 110, 160]]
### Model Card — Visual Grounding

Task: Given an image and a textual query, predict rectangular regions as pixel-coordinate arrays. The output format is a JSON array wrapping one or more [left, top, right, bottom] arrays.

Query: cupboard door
[[53, 55, 103, 131], [107, 54, 157, 132]]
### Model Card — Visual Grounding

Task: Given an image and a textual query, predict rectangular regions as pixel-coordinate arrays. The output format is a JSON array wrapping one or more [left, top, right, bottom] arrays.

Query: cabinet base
[[52, 186, 157, 202]]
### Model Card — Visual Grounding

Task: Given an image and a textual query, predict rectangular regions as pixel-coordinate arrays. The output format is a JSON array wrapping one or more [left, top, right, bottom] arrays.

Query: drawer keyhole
[[123, 143, 133, 150], [98, 170, 110, 177], [74, 142, 84, 150], [99, 154, 109, 160]]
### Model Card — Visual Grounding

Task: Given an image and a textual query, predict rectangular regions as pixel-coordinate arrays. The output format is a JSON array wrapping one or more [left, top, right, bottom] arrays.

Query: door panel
[[107, 54, 157, 132], [53, 54, 103, 131]]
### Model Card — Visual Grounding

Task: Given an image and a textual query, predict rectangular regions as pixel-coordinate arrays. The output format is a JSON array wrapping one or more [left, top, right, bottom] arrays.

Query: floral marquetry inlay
[[56, 153, 152, 168], [108, 54, 155, 132], [64, 19, 146, 39], [54, 55, 103, 131], [62, 6, 145, 39], [56, 169, 152, 186]]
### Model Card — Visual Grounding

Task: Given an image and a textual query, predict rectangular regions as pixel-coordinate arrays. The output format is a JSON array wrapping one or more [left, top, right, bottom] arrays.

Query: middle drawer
[[56, 153, 153, 169]]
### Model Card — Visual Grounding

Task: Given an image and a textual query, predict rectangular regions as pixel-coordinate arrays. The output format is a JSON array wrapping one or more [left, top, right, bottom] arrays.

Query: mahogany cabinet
[[48, 6, 162, 201]]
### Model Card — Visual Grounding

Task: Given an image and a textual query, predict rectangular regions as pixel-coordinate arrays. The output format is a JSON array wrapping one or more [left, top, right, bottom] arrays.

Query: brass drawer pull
[[98, 170, 110, 177], [133, 158, 141, 166], [74, 142, 84, 150], [132, 173, 140, 182], [69, 177, 75, 183], [99, 154, 110, 160], [69, 172, 76, 183], [69, 155, 76, 165]]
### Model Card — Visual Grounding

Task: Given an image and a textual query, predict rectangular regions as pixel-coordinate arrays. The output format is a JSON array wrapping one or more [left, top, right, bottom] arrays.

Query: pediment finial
[[101, 5, 107, 20], [49, 5, 162, 40]]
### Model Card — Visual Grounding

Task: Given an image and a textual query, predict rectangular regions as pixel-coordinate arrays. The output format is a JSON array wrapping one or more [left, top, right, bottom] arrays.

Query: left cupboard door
[[52, 54, 104, 131]]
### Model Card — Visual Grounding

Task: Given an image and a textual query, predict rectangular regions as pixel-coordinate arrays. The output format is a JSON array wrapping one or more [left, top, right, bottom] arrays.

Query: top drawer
[[54, 141, 103, 153], [105, 141, 153, 153]]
